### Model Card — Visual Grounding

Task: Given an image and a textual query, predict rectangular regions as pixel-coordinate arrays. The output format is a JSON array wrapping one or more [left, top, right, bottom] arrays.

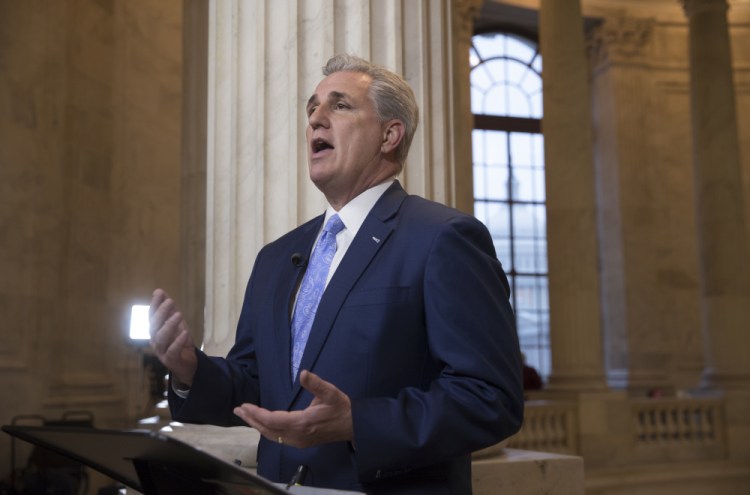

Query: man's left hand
[[233, 370, 354, 448]]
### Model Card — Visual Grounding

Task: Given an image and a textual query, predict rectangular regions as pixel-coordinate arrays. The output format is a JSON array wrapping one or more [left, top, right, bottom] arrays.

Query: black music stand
[[2, 425, 287, 495]]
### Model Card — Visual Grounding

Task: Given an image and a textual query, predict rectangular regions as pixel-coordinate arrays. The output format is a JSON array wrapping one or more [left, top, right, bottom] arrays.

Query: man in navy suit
[[150, 54, 523, 494]]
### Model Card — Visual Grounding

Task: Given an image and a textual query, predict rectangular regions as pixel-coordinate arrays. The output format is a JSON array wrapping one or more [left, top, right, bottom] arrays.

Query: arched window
[[470, 31, 549, 381]]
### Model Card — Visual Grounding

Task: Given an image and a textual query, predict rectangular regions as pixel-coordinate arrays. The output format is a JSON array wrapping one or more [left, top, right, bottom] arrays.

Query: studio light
[[129, 305, 150, 340]]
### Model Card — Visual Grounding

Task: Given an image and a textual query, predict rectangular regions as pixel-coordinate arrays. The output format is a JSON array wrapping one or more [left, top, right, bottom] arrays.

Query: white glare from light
[[129, 304, 150, 340]]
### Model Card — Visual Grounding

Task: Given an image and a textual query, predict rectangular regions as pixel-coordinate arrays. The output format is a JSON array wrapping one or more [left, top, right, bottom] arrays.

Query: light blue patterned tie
[[291, 214, 345, 381]]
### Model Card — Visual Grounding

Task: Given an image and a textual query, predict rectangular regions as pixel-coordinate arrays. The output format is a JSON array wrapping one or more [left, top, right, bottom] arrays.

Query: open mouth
[[311, 138, 334, 154]]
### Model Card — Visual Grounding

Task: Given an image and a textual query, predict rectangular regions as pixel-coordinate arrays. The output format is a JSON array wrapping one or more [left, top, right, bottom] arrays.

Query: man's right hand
[[149, 288, 198, 387]]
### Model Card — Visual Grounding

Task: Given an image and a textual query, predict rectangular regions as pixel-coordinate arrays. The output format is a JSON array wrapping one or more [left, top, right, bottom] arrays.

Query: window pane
[[512, 167, 545, 203], [506, 86, 532, 118], [532, 55, 542, 73], [532, 134, 544, 165], [513, 239, 536, 273], [532, 168, 546, 202], [484, 84, 508, 115], [510, 133, 533, 166], [506, 35, 536, 63], [494, 238, 512, 271], [485, 131, 508, 167], [486, 166, 508, 201], [511, 167, 532, 201], [473, 33, 505, 59], [533, 205, 547, 239], [512, 204, 546, 239], [471, 63, 493, 92], [514, 238, 548, 274], [474, 130, 509, 201], [537, 275, 549, 311], [506, 59, 529, 86], [509, 134, 546, 202], [534, 239, 548, 274], [471, 87, 484, 114], [474, 201, 488, 226], [511, 204, 534, 238], [514, 274, 550, 378], [514, 276, 541, 327], [472, 129, 485, 164], [483, 202, 510, 239], [530, 92, 543, 119], [469, 47, 480, 69], [474, 164, 509, 202], [473, 164, 486, 200], [519, 69, 542, 96]]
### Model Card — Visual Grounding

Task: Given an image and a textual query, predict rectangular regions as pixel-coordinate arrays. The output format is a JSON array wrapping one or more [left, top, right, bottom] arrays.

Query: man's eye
[[308, 106, 317, 116], [335, 102, 348, 110]]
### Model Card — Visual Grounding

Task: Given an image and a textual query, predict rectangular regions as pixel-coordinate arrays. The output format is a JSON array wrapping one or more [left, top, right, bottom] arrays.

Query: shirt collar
[[323, 180, 394, 237]]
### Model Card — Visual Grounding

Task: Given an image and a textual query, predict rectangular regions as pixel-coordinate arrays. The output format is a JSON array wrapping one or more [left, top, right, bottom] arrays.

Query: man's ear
[[381, 120, 405, 155]]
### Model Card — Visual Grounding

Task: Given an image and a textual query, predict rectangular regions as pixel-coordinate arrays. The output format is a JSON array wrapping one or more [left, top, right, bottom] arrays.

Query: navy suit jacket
[[170, 182, 524, 494]]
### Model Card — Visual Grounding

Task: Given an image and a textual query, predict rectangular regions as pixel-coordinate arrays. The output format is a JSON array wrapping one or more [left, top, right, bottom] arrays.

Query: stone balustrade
[[630, 396, 726, 463], [507, 399, 578, 454], [510, 395, 728, 464]]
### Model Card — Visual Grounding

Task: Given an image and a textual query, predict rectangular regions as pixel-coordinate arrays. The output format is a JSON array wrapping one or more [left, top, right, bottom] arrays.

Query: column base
[[607, 368, 675, 397], [546, 371, 609, 392], [699, 368, 750, 391]]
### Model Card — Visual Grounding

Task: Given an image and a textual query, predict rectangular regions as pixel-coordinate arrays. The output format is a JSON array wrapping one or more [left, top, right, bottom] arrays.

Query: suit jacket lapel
[[288, 182, 407, 407]]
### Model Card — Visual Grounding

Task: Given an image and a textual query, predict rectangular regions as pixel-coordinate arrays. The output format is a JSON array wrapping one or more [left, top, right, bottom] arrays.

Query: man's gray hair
[[323, 54, 419, 167]]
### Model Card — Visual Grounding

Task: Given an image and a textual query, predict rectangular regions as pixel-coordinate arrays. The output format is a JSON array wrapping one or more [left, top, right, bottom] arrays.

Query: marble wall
[[0, 0, 182, 479]]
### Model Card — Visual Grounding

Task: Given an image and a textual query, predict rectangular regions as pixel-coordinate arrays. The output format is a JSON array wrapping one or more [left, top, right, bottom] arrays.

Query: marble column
[[539, 0, 608, 390], [588, 16, 678, 393], [181, 0, 478, 355], [448, 0, 484, 215], [682, 0, 750, 390]]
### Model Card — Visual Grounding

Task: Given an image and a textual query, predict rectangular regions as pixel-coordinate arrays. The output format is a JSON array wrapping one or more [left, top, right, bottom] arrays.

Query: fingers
[[234, 403, 273, 429], [234, 404, 305, 447], [149, 289, 175, 340], [148, 289, 198, 386], [234, 371, 354, 448], [148, 289, 167, 321], [150, 309, 183, 356], [149, 289, 186, 354], [299, 370, 338, 403], [161, 319, 188, 360]]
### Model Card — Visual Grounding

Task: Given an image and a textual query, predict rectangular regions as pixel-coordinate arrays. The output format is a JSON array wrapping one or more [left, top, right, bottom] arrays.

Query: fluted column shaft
[[683, 0, 750, 389], [540, 0, 607, 390]]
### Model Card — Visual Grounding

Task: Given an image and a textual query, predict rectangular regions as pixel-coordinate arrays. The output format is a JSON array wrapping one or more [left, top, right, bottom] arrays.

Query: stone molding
[[454, 0, 484, 42], [681, 0, 729, 18], [587, 15, 655, 69]]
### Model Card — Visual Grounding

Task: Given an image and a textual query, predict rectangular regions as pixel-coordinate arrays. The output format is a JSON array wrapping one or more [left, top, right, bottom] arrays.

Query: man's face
[[305, 71, 391, 207]]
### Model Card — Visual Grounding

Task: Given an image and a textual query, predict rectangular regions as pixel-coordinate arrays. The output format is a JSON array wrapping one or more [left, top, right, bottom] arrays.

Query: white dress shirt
[[315, 179, 393, 287]]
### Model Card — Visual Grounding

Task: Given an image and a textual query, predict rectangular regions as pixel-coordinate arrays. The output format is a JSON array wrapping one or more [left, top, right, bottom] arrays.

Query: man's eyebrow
[[307, 90, 351, 111], [328, 90, 349, 101], [306, 94, 319, 111]]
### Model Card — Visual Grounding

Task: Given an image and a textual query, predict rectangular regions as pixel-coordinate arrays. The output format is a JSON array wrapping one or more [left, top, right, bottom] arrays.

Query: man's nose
[[308, 106, 328, 128]]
